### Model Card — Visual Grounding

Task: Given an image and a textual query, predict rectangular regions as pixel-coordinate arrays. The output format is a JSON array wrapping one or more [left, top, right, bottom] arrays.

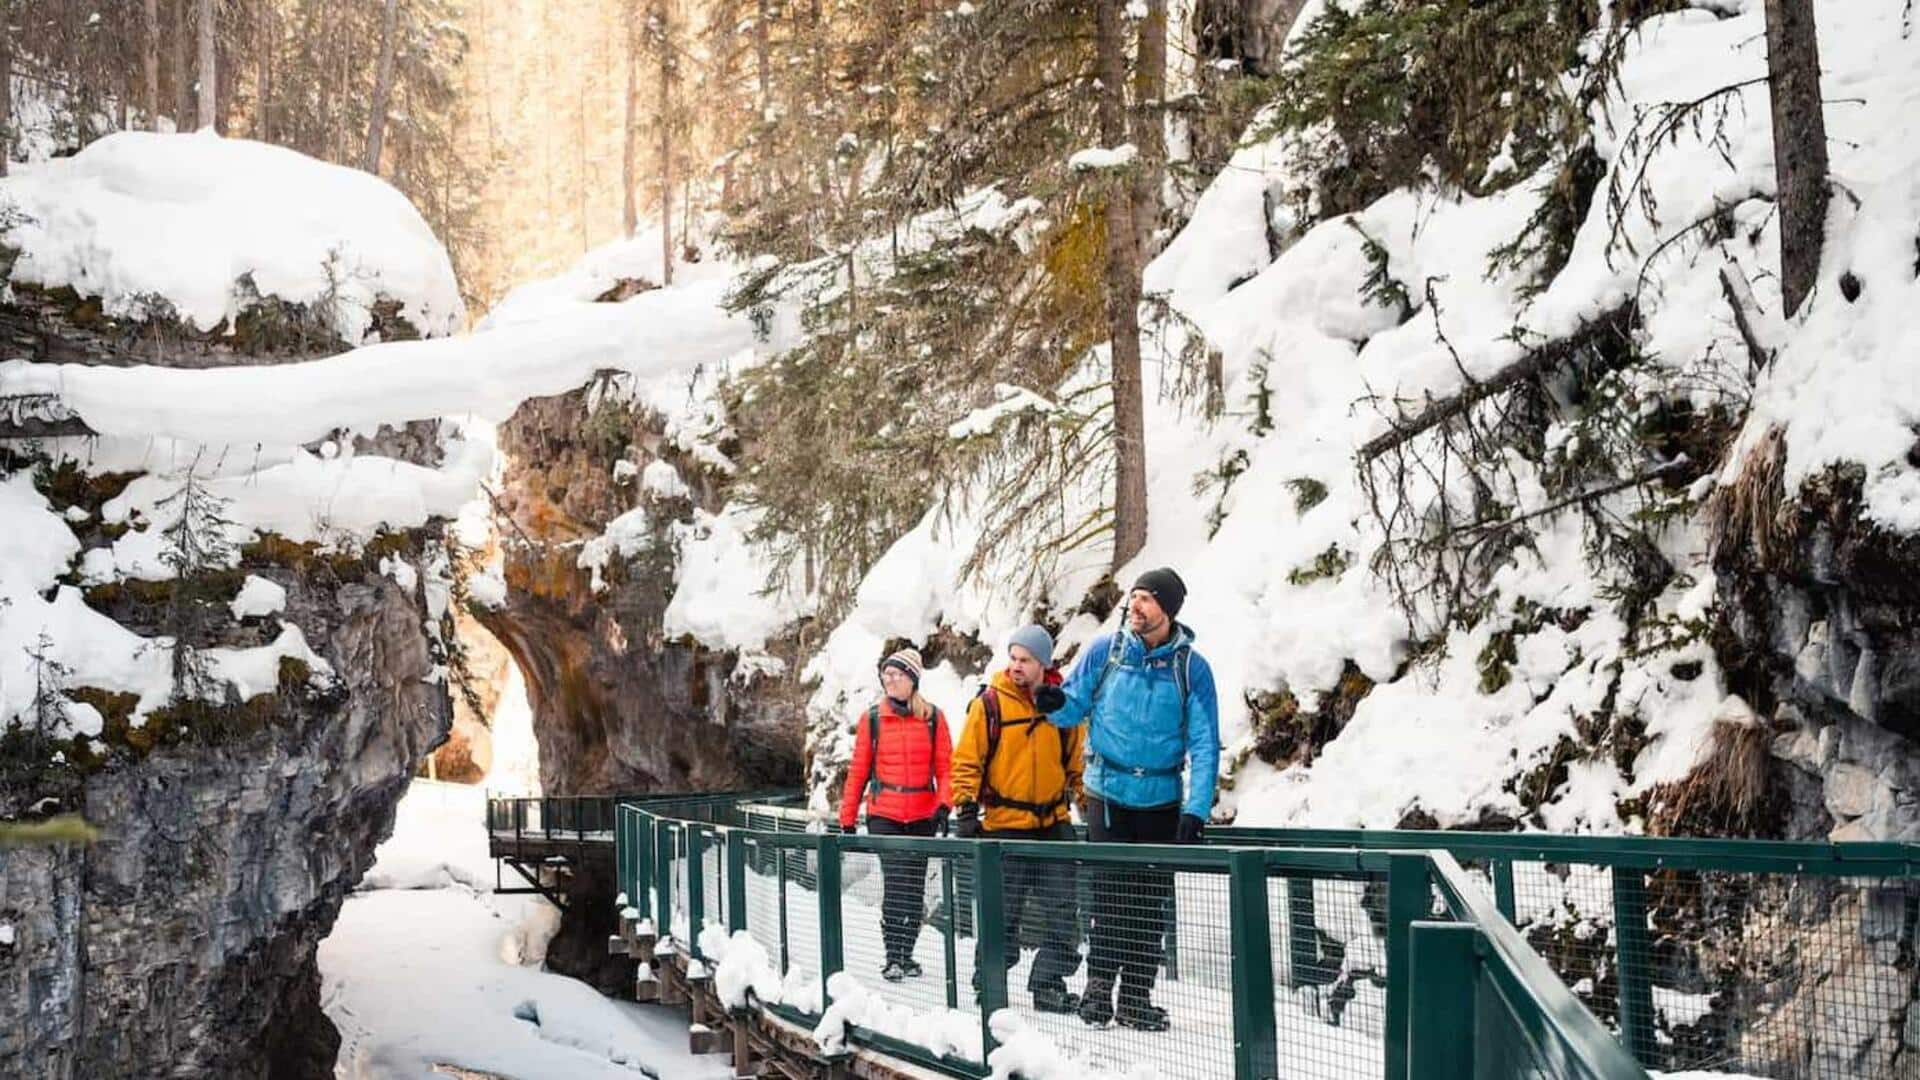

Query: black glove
[[1177, 813, 1205, 845], [1033, 685, 1067, 713], [933, 805, 952, 836], [954, 804, 981, 839]]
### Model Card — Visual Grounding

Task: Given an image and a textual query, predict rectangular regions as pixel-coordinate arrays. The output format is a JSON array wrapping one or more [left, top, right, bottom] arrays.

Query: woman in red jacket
[[838, 647, 953, 981]]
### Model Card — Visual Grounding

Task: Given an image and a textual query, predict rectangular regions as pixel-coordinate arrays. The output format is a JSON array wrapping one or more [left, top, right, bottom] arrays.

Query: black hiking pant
[[974, 821, 1082, 994], [868, 815, 936, 966], [1084, 795, 1179, 998]]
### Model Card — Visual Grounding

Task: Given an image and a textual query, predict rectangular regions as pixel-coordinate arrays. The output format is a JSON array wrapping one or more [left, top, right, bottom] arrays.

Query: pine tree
[[158, 464, 237, 703], [23, 631, 72, 737]]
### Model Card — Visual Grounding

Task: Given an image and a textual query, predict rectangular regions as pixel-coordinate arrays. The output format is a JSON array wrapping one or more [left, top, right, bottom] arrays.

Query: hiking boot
[[1031, 984, 1081, 1014], [900, 958, 924, 978], [1116, 993, 1170, 1032], [1077, 978, 1114, 1026], [882, 961, 908, 982]]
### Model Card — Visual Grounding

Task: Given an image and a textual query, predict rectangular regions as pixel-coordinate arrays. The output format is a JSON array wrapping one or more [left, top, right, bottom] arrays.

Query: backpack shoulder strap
[[866, 703, 881, 798], [977, 686, 1004, 762], [925, 706, 942, 792], [1091, 630, 1127, 704], [1173, 644, 1192, 706]]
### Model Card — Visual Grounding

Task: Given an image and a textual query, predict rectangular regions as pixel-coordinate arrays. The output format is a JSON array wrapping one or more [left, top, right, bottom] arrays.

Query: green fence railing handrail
[[1216, 824, 1920, 876], [1424, 850, 1648, 1080], [504, 791, 1920, 1080]]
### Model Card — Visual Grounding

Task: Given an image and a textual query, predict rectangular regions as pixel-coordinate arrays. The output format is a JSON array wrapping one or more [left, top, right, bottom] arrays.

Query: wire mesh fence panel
[[1263, 871, 1391, 1080], [834, 844, 981, 1064], [775, 843, 825, 1014], [1505, 860, 1920, 1079], [668, 828, 691, 943], [743, 837, 782, 965], [702, 835, 726, 935], [1638, 870, 1917, 1079], [987, 854, 1235, 1080]]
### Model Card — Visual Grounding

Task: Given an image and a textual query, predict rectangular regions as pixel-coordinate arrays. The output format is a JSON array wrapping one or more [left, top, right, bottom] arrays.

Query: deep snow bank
[[0, 130, 465, 343]]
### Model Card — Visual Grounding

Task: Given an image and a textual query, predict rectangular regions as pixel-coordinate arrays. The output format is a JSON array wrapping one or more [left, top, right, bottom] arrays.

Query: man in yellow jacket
[[952, 624, 1086, 1013]]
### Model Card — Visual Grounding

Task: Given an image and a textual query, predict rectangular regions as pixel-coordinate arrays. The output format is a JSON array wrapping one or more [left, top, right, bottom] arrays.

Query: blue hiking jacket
[[1044, 623, 1221, 819]]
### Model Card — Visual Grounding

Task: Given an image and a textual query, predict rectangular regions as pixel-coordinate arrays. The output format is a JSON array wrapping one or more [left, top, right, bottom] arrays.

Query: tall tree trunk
[[254, 3, 271, 140], [0, 15, 12, 178], [754, 0, 770, 113], [1097, 0, 1148, 569], [754, 0, 770, 199], [1763, 0, 1829, 318], [173, 0, 193, 128], [1131, 0, 1168, 263], [364, 0, 401, 172], [622, 1, 641, 236], [656, 0, 674, 285], [576, 77, 590, 252], [195, 0, 216, 130], [144, 0, 162, 130]]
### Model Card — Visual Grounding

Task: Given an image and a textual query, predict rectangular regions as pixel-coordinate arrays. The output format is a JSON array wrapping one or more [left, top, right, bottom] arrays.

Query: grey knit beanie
[[1007, 624, 1055, 669]]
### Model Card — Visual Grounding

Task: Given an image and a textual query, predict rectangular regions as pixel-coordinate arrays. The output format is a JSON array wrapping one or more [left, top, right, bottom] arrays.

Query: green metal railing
[[487, 792, 1920, 1080], [1208, 827, 1920, 1078]]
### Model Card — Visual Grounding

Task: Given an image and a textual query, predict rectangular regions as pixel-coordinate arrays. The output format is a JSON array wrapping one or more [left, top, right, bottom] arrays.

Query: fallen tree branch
[[1718, 262, 1774, 378], [1357, 304, 1632, 463], [1451, 461, 1684, 543], [0, 416, 95, 439]]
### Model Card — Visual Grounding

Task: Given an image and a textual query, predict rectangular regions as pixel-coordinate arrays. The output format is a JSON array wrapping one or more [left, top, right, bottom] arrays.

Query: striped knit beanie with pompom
[[879, 647, 924, 688]]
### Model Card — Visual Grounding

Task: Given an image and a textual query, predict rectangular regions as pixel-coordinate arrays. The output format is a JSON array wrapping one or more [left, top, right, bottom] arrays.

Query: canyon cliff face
[[0, 281, 454, 1079], [1713, 450, 1920, 843], [479, 382, 808, 798], [0, 561, 449, 1080]]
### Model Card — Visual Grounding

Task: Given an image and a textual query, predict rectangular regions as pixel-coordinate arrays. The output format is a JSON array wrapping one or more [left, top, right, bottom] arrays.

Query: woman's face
[[880, 665, 915, 697]]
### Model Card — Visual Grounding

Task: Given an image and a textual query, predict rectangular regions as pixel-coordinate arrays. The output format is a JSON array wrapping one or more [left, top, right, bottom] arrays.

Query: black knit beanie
[[1131, 567, 1187, 619]]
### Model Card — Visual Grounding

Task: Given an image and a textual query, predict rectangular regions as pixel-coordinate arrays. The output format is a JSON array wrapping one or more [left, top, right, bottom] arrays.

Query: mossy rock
[[241, 532, 363, 578], [277, 656, 313, 692], [1286, 477, 1328, 514], [1286, 544, 1352, 587], [34, 460, 141, 517], [1504, 734, 1579, 823]]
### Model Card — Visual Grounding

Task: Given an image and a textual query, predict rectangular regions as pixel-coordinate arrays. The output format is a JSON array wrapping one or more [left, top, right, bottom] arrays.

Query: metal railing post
[[942, 858, 959, 1011], [778, 843, 791, 976], [1493, 858, 1517, 922], [1408, 921, 1478, 1079], [1384, 853, 1431, 1080], [727, 828, 748, 935], [818, 833, 844, 1011], [654, 818, 674, 940], [635, 809, 653, 920], [975, 842, 1008, 1061], [688, 824, 707, 959], [1613, 867, 1655, 1063], [615, 807, 629, 906], [1228, 851, 1279, 1080]]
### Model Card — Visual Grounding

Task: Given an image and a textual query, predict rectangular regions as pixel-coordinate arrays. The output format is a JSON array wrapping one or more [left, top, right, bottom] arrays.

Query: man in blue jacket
[[1035, 567, 1220, 1031]]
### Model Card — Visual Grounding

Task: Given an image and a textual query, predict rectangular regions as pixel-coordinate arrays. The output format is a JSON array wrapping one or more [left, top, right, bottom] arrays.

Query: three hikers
[[836, 568, 1220, 1031]]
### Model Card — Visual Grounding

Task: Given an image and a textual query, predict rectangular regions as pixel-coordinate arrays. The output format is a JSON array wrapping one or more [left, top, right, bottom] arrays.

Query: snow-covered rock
[[0, 130, 464, 343]]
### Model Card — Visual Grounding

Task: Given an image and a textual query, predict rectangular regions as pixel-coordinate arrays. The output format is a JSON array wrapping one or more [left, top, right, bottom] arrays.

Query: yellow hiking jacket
[[951, 670, 1085, 831]]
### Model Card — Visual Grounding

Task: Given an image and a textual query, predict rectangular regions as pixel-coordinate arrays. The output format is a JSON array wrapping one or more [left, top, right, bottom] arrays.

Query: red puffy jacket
[[839, 698, 953, 827]]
